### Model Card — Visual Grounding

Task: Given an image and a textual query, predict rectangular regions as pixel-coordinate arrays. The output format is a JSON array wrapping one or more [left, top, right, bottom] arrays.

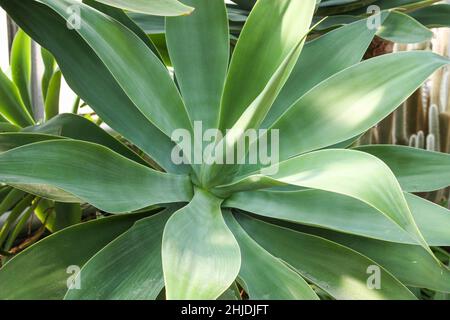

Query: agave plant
[[1, 0, 450, 300]]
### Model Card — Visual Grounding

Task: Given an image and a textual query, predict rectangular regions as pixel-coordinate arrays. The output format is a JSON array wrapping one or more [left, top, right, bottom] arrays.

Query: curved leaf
[[0, 123, 21, 133], [166, 0, 228, 129], [215, 149, 431, 256], [40, 47, 55, 100], [410, 4, 450, 28], [218, 0, 316, 130], [0, 212, 151, 299], [355, 145, 450, 192], [43, 70, 61, 120], [162, 189, 240, 299], [24, 113, 147, 166], [65, 207, 176, 300], [309, 228, 450, 293], [270, 52, 449, 161], [36, 0, 191, 138], [93, 0, 194, 16], [236, 214, 416, 300], [226, 190, 450, 246], [1, 0, 185, 173], [83, 0, 163, 61], [0, 68, 34, 127], [263, 14, 386, 127], [10, 29, 32, 114], [0, 132, 63, 152], [377, 11, 432, 44], [0, 140, 193, 213], [223, 211, 319, 300]]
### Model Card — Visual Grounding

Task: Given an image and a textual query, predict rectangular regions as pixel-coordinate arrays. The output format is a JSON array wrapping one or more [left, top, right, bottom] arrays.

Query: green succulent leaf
[[65, 207, 175, 300], [83, 0, 163, 61], [92, 0, 194, 16], [40, 47, 55, 100], [0, 132, 63, 152], [24, 113, 147, 166], [226, 190, 450, 246], [166, 0, 228, 130], [36, 0, 191, 138], [218, 0, 316, 130], [10, 29, 32, 114], [0, 140, 193, 212], [377, 11, 433, 44], [224, 211, 319, 300], [162, 189, 240, 299], [309, 228, 450, 293], [43, 70, 61, 121], [410, 4, 450, 28], [216, 149, 431, 256], [236, 214, 416, 300], [355, 145, 450, 192], [53, 202, 82, 232], [2, 0, 185, 173], [0, 67, 34, 127], [0, 123, 20, 132], [0, 212, 152, 299], [264, 15, 387, 127], [270, 51, 449, 161]]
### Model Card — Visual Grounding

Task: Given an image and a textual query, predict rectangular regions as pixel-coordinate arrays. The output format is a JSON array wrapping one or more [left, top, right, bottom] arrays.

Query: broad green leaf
[[24, 113, 147, 166], [0, 68, 34, 127], [236, 214, 416, 300], [35, 0, 191, 139], [226, 190, 450, 246], [308, 228, 450, 293], [65, 207, 175, 300], [0, 140, 193, 213], [162, 189, 240, 299], [0, 212, 151, 299], [10, 29, 32, 114], [218, 0, 316, 130], [410, 4, 450, 28], [166, 0, 228, 129], [270, 52, 449, 161], [355, 145, 450, 192], [1, 0, 185, 173], [44, 70, 61, 120], [40, 47, 55, 100], [83, 0, 163, 61], [92, 0, 194, 16], [263, 15, 386, 127], [0, 132, 63, 152], [223, 211, 319, 300], [215, 149, 431, 256], [377, 11, 432, 44]]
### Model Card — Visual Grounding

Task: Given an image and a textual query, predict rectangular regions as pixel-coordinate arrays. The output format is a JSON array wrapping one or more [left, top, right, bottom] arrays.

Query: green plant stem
[[4, 197, 40, 251], [0, 194, 34, 247], [71, 96, 81, 114]]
